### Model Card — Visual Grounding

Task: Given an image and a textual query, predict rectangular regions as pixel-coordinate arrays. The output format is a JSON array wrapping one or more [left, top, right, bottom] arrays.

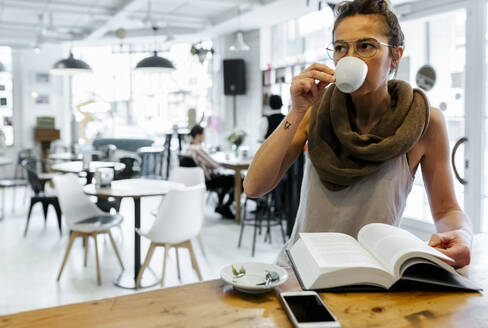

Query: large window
[[72, 44, 212, 143], [0, 47, 13, 147], [399, 9, 466, 223]]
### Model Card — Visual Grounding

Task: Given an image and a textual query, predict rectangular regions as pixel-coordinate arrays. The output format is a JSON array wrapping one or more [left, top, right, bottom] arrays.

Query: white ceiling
[[0, 0, 419, 48]]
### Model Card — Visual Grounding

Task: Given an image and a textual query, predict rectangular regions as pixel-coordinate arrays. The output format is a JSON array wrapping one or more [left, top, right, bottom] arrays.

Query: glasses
[[326, 38, 395, 60]]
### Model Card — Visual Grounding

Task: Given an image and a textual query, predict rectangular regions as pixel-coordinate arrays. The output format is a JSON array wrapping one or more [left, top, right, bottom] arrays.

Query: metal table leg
[[113, 197, 159, 289]]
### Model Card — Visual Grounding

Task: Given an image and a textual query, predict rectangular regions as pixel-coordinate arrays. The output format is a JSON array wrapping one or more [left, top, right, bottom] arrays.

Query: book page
[[357, 223, 455, 276], [299, 233, 387, 272]]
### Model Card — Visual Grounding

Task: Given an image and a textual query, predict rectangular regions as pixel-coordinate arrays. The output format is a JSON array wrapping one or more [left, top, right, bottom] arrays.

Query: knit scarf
[[308, 80, 430, 191]]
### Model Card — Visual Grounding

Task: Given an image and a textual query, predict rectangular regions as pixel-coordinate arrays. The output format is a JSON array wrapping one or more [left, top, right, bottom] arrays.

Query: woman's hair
[[332, 0, 405, 48], [269, 94, 283, 110], [190, 125, 204, 138]]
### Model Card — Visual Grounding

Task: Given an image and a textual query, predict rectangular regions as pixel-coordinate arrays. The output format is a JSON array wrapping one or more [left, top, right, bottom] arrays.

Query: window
[[72, 43, 212, 143]]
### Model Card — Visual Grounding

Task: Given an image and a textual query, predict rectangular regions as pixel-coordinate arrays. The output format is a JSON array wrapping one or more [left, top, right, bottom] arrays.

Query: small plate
[[221, 262, 288, 294]]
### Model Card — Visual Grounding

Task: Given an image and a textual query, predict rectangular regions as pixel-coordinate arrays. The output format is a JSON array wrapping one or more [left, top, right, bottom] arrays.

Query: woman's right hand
[[290, 63, 336, 114]]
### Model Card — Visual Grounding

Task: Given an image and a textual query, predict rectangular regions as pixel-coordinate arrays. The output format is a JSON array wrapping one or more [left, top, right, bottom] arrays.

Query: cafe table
[[211, 151, 252, 223], [83, 179, 183, 289], [47, 152, 83, 161], [2, 233, 487, 327], [51, 161, 125, 184]]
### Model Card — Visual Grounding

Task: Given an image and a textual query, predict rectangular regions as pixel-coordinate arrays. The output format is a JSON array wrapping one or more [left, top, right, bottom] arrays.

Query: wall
[[5, 45, 71, 174], [210, 30, 262, 153]]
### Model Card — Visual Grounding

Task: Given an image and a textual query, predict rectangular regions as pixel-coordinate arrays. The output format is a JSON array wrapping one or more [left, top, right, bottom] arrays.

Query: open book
[[287, 223, 481, 292]]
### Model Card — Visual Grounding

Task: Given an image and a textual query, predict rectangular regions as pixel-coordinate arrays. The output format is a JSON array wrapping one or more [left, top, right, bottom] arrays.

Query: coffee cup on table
[[334, 56, 368, 93]]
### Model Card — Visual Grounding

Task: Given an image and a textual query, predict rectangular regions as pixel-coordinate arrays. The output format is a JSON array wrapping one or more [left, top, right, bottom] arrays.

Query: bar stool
[[237, 191, 287, 257]]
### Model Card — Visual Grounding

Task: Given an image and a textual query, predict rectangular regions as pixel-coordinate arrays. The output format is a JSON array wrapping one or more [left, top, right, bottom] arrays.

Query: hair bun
[[377, 0, 392, 10], [334, 0, 392, 17]]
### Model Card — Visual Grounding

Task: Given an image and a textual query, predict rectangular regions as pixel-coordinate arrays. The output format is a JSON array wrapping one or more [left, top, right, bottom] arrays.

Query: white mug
[[334, 56, 368, 93]]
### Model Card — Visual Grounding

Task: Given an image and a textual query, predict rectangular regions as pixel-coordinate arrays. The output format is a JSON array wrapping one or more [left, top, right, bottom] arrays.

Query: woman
[[244, 0, 472, 268]]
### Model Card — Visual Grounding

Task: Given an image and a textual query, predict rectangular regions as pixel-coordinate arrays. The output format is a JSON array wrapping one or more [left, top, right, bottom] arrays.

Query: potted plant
[[227, 130, 247, 157]]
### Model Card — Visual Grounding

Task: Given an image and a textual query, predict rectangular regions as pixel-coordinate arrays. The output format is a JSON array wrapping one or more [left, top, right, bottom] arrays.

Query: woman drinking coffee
[[244, 0, 472, 268]]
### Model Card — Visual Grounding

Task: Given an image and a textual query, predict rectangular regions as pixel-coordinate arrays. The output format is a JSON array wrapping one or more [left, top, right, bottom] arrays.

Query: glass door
[[397, 7, 468, 226]]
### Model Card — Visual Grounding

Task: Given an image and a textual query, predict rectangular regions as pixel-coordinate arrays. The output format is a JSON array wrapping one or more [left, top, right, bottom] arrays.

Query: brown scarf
[[308, 80, 430, 191]]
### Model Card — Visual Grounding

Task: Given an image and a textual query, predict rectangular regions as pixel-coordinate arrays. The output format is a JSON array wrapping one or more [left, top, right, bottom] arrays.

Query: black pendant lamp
[[50, 52, 92, 75], [135, 50, 175, 73]]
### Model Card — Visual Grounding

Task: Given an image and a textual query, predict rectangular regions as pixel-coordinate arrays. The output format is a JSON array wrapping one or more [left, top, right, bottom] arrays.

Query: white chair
[[53, 173, 124, 285], [150, 167, 205, 217], [136, 184, 205, 288], [169, 166, 205, 186]]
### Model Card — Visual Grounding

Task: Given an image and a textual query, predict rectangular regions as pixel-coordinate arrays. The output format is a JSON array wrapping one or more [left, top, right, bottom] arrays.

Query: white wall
[[211, 30, 262, 153], [6, 45, 71, 172]]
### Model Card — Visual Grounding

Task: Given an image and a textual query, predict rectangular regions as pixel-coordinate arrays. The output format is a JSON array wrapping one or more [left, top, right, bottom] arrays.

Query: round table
[[51, 161, 125, 184], [211, 152, 252, 223], [51, 161, 125, 173], [83, 179, 184, 289], [48, 152, 83, 161]]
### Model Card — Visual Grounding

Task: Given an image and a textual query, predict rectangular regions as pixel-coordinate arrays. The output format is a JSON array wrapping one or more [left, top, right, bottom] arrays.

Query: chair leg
[[83, 236, 89, 267], [175, 247, 181, 281], [252, 212, 260, 257], [161, 244, 170, 287], [93, 234, 102, 285], [108, 230, 124, 270], [41, 201, 49, 224], [237, 199, 247, 248], [1, 187, 5, 220], [53, 201, 63, 236], [12, 186, 16, 214], [279, 218, 287, 244], [187, 241, 202, 281], [24, 200, 35, 237], [57, 231, 78, 281], [136, 242, 156, 289]]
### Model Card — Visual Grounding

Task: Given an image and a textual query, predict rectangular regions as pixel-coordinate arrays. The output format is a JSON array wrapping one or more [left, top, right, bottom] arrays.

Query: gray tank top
[[276, 154, 414, 266]]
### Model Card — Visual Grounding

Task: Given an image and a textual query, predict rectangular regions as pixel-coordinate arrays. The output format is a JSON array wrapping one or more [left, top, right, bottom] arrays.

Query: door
[[397, 4, 475, 230]]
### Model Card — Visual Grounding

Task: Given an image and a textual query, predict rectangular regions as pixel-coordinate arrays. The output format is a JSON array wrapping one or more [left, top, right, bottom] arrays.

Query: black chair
[[178, 154, 197, 167], [21, 158, 62, 237], [115, 156, 140, 180]]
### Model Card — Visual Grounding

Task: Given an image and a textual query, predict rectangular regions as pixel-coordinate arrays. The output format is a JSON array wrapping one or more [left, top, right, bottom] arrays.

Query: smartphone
[[280, 291, 341, 328]]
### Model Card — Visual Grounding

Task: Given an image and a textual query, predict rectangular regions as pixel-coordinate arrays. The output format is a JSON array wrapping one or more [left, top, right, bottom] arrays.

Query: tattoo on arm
[[284, 121, 291, 130]]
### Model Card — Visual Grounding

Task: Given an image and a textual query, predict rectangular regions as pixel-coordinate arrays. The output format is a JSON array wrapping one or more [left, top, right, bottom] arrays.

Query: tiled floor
[[0, 186, 286, 316]]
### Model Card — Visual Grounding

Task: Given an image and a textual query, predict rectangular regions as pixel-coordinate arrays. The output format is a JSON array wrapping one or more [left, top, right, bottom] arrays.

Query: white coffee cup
[[334, 56, 368, 93]]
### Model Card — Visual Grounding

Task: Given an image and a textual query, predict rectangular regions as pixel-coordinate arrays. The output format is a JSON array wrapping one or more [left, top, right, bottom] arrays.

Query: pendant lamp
[[135, 50, 175, 73], [229, 31, 250, 52], [50, 52, 92, 75]]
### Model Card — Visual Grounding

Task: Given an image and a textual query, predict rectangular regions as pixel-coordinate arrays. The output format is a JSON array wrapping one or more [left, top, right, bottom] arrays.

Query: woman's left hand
[[428, 229, 472, 268]]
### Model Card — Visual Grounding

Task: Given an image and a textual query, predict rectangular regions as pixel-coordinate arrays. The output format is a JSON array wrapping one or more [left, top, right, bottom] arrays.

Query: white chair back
[[168, 167, 205, 186], [146, 184, 205, 244], [53, 173, 104, 224]]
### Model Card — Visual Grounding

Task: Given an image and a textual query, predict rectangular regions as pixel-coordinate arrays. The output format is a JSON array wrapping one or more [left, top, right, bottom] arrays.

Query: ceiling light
[[50, 52, 92, 75], [229, 32, 250, 52], [135, 50, 175, 73]]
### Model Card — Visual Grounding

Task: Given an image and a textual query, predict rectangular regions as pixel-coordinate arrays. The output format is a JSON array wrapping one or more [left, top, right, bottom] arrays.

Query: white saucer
[[220, 262, 288, 294]]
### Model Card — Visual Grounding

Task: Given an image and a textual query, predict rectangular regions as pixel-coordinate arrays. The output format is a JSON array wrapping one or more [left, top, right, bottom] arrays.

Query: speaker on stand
[[223, 59, 246, 128]]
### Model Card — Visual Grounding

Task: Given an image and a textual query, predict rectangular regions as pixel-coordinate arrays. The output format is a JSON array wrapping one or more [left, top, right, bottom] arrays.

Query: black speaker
[[223, 59, 246, 95]]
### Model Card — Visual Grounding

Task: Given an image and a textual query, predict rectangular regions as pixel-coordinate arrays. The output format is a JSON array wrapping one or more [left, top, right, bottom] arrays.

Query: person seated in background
[[184, 125, 236, 219], [258, 94, 286, 142]]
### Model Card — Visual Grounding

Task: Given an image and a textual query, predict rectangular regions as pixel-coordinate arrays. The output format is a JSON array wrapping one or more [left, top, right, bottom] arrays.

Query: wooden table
[[212, 152, 252, 223], [2, 233, 487, 327], [83, 179, 183, 289]]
